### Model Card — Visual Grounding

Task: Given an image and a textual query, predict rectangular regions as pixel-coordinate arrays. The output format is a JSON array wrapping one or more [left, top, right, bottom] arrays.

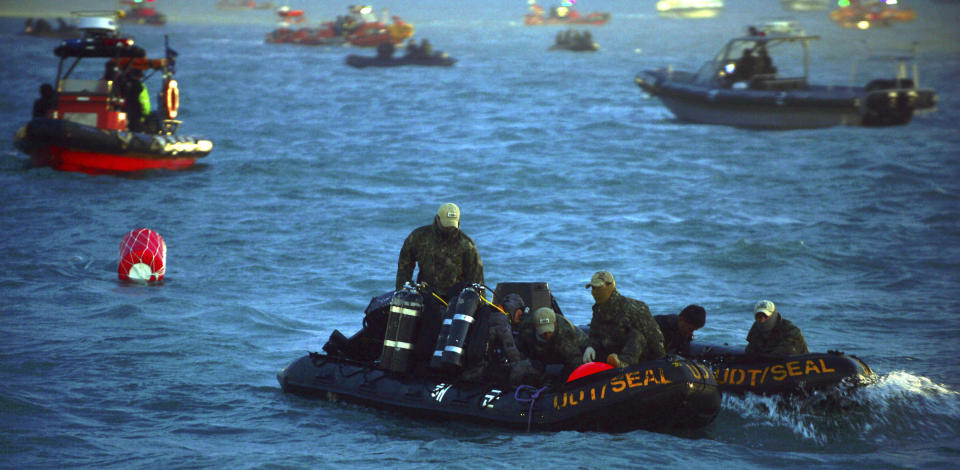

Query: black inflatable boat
[[345, 53, 456, 68], [278, 282, 722, 432]]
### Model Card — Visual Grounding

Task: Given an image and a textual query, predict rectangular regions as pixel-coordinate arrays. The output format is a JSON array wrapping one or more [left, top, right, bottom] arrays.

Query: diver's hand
[[582, 346, 596, 363]]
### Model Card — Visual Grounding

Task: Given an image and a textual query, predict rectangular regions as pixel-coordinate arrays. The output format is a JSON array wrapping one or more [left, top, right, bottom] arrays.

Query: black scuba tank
[[381, 285, 424, 373], [430, 286, 481, 370]]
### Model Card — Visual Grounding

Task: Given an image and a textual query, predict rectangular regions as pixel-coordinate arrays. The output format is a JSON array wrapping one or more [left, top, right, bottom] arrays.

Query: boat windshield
[[693, 34, 818, 86]]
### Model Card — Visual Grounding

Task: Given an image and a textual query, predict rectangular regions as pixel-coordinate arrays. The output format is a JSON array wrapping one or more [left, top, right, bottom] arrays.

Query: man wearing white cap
[[745, 300, 808, 357], [395, 203, 484, 299], [582, 271, 665, 368]]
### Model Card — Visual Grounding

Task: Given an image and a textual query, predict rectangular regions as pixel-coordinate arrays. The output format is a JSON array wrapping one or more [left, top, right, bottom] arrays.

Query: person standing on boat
[[395, 203, 484, 300], [655, 304, 706, 355], [582, 271, 665, 368], [121, 69, 150, 133], [516, 307, 587, 377], [745, 300, 809, 357]]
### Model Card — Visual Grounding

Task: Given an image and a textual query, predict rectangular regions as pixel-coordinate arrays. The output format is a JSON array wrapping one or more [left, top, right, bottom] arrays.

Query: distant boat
[[524, 1, 611, 26], [634, 31, 937, 129], [656, 0, 724, 19], [780, 0, 832, 11]]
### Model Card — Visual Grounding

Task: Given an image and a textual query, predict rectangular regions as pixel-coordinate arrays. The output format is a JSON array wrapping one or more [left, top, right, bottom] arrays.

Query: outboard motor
[[381, 284, 424, 374], [430, 285, 481, 370]]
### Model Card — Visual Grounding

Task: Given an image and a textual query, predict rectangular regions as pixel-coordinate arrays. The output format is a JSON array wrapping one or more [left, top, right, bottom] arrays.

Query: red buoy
[[118, 228, 166, 283], [566, 361, 615, 383]]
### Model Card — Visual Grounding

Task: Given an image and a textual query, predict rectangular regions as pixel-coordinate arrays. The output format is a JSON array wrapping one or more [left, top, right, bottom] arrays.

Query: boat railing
[[850, 40, 922, 89]]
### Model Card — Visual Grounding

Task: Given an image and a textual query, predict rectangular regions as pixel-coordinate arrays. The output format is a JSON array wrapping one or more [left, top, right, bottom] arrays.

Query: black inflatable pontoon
[[682, 343, 874, 396]]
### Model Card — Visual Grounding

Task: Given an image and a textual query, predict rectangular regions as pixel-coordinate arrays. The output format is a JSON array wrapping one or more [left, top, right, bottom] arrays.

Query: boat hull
[[279, 352, 721, 432], [636, 69, 936, 129], [15, 118, 212, 174], [346, 54, 456, 68]]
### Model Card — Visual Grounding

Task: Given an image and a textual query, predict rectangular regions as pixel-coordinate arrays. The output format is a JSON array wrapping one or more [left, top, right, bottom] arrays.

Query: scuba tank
[[381, 284, 424, 374], [430, 285, 481, 370]]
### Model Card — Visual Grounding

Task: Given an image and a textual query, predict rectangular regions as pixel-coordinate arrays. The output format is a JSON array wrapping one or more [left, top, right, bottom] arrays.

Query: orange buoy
[[118, 228, 166, 283], [566, 361, 615, 383]]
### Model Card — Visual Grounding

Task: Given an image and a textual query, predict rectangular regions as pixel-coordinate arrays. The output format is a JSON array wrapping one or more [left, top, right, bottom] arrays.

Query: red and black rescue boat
[[14, 14, 212, 174]]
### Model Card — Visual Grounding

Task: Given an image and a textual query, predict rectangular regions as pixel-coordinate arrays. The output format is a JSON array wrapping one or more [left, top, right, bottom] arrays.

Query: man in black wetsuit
[[655, 304, 706, 355]]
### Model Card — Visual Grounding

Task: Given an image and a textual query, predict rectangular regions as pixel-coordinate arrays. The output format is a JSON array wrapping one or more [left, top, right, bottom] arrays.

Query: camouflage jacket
[[654, 314, 692, 354], [517, 313, 587, 372], [395, 218, 484, 297], [588, 290, 665, 365], [745, 316, 809, 357]]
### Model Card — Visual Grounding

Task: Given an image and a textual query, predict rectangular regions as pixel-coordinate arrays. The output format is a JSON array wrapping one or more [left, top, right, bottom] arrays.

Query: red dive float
[[14, 13, 212, 174], [524, 1, 611, 26], [118, 228, 166, 283], [265, 4, 414, 47]]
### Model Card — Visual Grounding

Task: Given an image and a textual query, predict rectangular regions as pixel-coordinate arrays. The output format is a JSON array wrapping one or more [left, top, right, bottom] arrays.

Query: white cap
[[754, 300, 776, 317]]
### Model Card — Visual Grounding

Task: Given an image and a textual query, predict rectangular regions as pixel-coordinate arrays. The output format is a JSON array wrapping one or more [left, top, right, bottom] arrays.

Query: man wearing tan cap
[[516, 307, 588, 375], [582, 271, 665, 368], [395, 203, 484, 299]]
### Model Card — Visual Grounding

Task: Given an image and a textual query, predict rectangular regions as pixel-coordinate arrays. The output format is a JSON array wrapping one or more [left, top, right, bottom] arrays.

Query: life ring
[[164, 79, 179, 119]]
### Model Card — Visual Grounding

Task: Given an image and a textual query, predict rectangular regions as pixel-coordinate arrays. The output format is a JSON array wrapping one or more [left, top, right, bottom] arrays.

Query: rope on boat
[[514, 385, 548, 432]]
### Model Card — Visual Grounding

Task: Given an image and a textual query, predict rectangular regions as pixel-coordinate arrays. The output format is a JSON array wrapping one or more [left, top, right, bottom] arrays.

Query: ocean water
[[2, 1, 959, 468]]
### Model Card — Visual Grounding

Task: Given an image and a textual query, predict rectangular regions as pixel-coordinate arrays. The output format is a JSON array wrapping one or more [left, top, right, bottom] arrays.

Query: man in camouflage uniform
[[517, 307, 587, 377], [395, 203, 484, 299], [582, 271, 665, 368], [745, 300, 809, 357]]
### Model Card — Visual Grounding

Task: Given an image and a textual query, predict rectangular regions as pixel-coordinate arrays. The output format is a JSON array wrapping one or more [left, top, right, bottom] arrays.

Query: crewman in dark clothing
[[746, 300, 809, 357], [756, 47, 777, 76], [376, 41, 395, 59], [655, 305, 706, 355], [734, 48, 757, 82], [32, 84, 56, 118], [460, 302, 535, 386], [582, 271, 665, 368], [120, 69, 149, 133], [517, 307, 587, 377], [396, 203, 484, 300]]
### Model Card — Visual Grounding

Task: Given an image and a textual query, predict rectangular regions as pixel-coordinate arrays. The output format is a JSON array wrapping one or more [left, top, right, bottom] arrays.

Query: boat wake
[[722, 371, 960, 446]]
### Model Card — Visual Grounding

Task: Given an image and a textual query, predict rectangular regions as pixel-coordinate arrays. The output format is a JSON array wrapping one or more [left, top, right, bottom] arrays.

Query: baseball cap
[[533, 307, 556, 336], [754, 300, 776, 317], [585, 270, 614, 289], [437, 203, 460, 228]]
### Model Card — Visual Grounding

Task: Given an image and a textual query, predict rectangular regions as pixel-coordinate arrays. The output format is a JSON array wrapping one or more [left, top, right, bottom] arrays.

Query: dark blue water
[[2, 1, 959, 468]]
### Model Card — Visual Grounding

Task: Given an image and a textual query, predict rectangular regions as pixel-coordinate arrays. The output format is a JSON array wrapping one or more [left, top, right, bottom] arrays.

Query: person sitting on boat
[[396, 203, 484, 301], [655, 304, 706, 355], [405, 39, 419, 57], [460, 296, 539, 386], [419, 38, 433, 58], [745, 300, 809, 357], [755, 46, 777, 76], [582, 271, 665, 368], [516, 307, 587, 380], [120, 69, 150, 133], [730, 48, 757, 84], [376, 41, 395, 59], [32, 84, 56, 119]]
